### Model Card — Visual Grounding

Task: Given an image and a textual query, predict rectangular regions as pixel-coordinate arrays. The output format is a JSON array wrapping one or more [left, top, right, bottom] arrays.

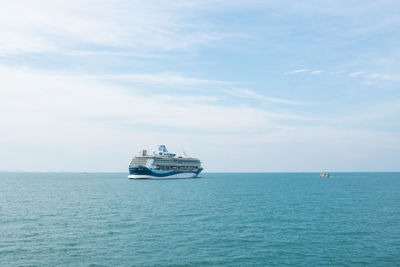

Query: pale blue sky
[[1, 0, 399, 172]]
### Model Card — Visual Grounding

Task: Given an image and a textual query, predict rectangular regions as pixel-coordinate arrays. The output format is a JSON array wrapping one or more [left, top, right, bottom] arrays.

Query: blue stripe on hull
[[129, 167, 203, 177]]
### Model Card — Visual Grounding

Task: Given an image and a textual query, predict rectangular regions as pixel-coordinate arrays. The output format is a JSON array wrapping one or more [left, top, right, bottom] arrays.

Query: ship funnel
[[158, 145, 168, 153], [157, 145, 175, 156]]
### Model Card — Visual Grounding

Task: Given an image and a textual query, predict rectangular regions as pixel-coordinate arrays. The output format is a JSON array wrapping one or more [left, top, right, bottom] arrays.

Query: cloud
[[227, 88, 301, 105], [349, 71, 366, 77], [311, 70, 324, 75], [0, 0, 246, 56], [348, 72, 400, 81], [102, 72, 235, 86], [285, 69, 323, 75], [366, 73, 399, 80], [0, 66, 309, 140], [285, 69, 309, 75], [155, 94, 221, 103], [329, 71, 344, 75]]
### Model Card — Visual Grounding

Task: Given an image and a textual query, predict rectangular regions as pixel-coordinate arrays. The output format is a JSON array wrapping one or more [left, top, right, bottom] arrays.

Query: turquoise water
[[1, 172, 399, 266]]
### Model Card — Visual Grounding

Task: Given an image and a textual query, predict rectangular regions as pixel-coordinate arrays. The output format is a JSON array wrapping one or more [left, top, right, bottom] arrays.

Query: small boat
[[319, 173, 330, 177]]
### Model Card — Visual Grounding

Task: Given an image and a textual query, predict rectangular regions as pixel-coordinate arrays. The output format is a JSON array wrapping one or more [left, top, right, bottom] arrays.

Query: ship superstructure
[[128, 145, 203, 179]]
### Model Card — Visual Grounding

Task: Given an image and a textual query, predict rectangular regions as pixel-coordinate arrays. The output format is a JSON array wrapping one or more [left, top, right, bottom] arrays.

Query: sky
[[1, 0, 400, 172]]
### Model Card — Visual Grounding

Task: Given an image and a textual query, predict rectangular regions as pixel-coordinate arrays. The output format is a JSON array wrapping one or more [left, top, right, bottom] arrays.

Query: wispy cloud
[[285, 69, 324, 75], [349, 71, 366, 77], [0, 65, 306, 137], [227, 88, 300, 105], [0, 1, 246, 56], [311, 70, 324, 75], [347, 71, 400, 81], [366, 73, 400, 80], [285, 69, 309, 75], [102, 72, 234, 86], [329, 71, 344, 75], [155, 94, 221, 103]]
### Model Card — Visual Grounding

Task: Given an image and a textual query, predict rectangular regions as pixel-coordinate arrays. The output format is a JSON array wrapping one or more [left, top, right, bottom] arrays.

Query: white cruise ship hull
[[128, 172, 199, 179], [128, 166, 203, 179]]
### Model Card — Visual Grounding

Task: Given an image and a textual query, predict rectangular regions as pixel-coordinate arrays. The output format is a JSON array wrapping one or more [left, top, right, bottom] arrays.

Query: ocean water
[[0, 172, 399, 266]]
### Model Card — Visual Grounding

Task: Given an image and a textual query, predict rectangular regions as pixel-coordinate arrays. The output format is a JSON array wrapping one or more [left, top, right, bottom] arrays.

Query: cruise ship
[[128, 145, 203, 179]]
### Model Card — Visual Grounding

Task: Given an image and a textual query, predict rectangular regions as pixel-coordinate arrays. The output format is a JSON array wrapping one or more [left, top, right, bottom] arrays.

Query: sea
[[1, 172, 399, 266]]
